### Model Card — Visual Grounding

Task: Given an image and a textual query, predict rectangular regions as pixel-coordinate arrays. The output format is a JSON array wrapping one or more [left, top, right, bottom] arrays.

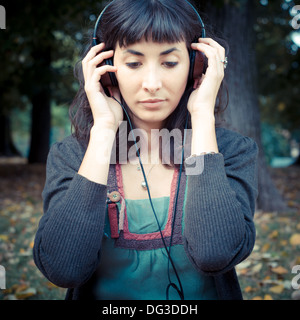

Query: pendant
[[141, 181, 147, 190]]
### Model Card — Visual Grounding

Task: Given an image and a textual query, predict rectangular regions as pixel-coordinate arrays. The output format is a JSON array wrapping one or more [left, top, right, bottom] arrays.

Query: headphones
[[92, 0, 206, 89], [91, 0, 206, 301]]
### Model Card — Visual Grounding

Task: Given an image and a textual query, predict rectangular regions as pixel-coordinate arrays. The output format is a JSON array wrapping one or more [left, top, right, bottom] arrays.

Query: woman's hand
[[82, 43, 123, 131], [187, 38, 226, 118]]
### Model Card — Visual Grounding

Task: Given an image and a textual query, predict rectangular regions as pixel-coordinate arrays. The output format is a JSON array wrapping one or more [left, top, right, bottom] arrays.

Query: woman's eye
[[163, 62, 178, 68], [126, 62, 141, 69]]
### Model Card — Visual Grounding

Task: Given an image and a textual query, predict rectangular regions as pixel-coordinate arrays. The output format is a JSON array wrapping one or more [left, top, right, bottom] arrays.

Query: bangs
[[100, 0, 200, 49], [117, 4, 186, 46]]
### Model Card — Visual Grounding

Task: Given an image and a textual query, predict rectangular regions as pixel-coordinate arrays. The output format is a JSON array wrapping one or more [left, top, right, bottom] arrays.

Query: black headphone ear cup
[[193, 51, 206, 79], [189, 50, 206, 82], [99, 57, 118, 88]]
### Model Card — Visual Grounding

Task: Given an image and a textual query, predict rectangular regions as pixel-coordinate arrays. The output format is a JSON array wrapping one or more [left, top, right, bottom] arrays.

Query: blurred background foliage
[[0, 0, 299, 166], [255, 0, 300, 166]]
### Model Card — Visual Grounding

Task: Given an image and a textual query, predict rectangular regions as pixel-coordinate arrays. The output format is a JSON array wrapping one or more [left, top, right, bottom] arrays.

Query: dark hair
[[70, 0, 229, 166]]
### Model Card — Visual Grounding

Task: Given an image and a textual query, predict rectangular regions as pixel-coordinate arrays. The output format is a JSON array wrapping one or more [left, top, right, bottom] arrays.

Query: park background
[[0, 0, 299, 300]]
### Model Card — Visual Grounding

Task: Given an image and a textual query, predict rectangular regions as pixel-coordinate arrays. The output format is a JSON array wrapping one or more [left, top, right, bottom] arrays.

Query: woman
[[33, 0, 258, 300]]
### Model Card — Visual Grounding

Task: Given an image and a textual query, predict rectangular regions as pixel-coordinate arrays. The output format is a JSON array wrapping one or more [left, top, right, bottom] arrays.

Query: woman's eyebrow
[[124, 49, 144, 56], [160, 47, 180, 56], [123, 47, 180, 56]]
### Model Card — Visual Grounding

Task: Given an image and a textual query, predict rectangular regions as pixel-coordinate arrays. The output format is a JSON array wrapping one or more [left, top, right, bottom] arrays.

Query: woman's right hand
[[82, 43, 123, 131]]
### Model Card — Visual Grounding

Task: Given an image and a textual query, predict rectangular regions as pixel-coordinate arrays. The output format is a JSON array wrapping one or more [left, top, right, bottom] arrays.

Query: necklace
[[137, 161, 158, 190]]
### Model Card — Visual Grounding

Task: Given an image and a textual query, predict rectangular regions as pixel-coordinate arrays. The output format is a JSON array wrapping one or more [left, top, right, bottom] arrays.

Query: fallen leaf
[[280, 240, 288, 246], [238, 268, 249, 275], [264, 294, 273, 300], [294, 257, 300, 265], [288, 200, 296, 207], [262, 253, 272, 260], [0, 235, 9, 241], [271, 266, 289, 275], [278, 217, 291, 223], [261, 279, 282, 286], [15, 288, 36, 300], [269, 284, 284, 294], [15, 284, 29, 293], [244, 286, 253, 293], [268, 262, 279, 268], [269, 230, 279, 239], [290, 234, 300, 246], [252, 296, 263, 300], [261, 243, 270, 252], [238, 260, 251, 269], [252, 263, 263, 274]]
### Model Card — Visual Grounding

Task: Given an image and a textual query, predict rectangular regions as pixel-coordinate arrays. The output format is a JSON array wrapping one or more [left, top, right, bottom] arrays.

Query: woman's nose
[[142, 67, 162, 93]]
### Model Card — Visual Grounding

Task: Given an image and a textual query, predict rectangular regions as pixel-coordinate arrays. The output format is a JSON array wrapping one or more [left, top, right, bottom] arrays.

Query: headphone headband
[[184, 0, 206, 38], [92, 1, 114, 46]]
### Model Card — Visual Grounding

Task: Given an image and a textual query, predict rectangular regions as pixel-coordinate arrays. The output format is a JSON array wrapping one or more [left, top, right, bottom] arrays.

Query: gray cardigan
[[33, 127, 258, 300]]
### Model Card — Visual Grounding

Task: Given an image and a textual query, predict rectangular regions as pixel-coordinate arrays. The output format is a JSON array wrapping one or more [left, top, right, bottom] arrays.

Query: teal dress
[[94, 191, 218, 300]]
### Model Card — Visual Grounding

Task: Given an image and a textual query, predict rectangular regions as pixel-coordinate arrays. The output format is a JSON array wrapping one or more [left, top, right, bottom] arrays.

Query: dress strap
[[106, 164, 122, 238]]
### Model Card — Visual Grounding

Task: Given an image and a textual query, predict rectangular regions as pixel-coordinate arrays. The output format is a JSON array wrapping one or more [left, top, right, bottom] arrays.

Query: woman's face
[[113, 39, 190, 130]]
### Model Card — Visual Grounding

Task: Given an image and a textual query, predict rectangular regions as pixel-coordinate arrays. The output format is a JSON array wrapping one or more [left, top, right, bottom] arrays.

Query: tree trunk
[[28, 46, 51, 164], [28, 91, 51, 164], [0, 109, 21, 157], [202, 0, 287, 211]]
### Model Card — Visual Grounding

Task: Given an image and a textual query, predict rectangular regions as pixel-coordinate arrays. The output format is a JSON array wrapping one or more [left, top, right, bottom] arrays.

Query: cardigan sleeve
[[183, 128, 259, 276], [33, 136, 108, 288]]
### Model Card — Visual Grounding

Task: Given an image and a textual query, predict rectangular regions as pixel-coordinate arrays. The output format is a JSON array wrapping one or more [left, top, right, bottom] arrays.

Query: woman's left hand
[[187, 38, 226, 118]]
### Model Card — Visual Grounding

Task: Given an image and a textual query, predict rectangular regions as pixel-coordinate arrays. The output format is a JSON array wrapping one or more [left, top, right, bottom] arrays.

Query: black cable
[[166, 112, 189, 300], [112, 96, 185, 300]]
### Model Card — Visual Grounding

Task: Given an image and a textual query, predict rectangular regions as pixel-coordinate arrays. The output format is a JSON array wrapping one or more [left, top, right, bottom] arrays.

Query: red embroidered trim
[[115, 163, 178, 240], [107, 203, 119, 238]]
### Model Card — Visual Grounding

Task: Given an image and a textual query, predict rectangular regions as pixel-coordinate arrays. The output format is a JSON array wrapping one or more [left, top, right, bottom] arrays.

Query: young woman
[[33, 0, 258, 300]]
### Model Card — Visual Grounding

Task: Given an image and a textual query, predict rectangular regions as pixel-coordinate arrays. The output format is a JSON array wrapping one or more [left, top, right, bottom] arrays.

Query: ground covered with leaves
[[0, 158, 299, 300]]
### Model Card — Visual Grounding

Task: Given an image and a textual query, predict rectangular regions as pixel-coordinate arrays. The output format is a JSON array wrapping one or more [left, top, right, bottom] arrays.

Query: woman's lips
[[139, 99, 165, 108]]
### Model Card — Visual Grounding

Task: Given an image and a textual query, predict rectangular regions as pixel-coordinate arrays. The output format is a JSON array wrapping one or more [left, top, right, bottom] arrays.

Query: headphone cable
[[112, 96, 185, 300], [166, 111, 189, 300]]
